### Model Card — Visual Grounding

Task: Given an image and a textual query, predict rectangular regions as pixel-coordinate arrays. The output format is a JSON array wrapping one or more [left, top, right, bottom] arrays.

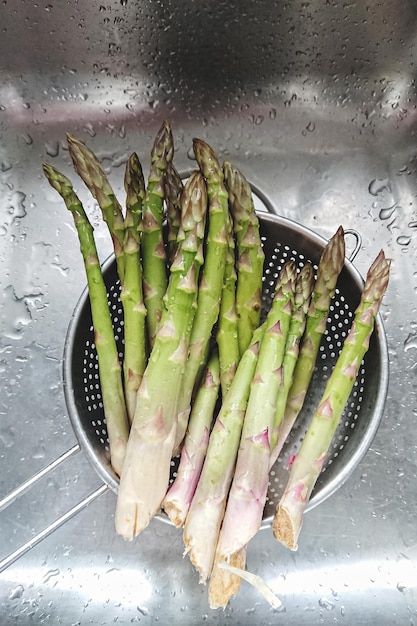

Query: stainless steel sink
[[1, 2, 417, 624]]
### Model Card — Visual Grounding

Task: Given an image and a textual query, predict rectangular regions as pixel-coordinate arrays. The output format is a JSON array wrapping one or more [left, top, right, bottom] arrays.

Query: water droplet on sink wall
[[379, 205, 397, 220], [1, 161, 12, 172], [369, 177, 391, 196], [21, 133, 33, 146], [404, 333, 417, 352], [8, 191, 27, 222], [396, 235, 411, 247], [45, 141, 60, 158], [1, 285, 33, 340], [8, 585, 24, 600], [0, 425, 16, 448]]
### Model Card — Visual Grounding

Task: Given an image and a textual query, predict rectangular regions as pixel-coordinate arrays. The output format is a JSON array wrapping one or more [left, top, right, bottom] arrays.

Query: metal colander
[[63, 213, 389, 526]]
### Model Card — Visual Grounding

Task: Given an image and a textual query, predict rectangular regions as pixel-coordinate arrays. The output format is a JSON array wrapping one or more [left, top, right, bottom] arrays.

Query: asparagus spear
[[216, 216, 240, 397], [269, 263, 315, 467], [121, 153, 147, 422], [223, 161, 265, 356], [183, 323, 266, 584], [43, 164, 129, 477], [66, 134, 126, 282], [162, 351, 220, 527], [115, 171, 208, 540], [208, 262, 296, 604], [173, 139, 229, 452], [273, 250, 390, 550], [165, 162, 184, 263], [273, 226, 346, 459], [141, 120, 174, 345]]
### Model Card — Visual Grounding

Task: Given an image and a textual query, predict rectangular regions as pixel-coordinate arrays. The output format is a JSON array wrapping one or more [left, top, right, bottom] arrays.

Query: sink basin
[[1, 2, 416, 624]]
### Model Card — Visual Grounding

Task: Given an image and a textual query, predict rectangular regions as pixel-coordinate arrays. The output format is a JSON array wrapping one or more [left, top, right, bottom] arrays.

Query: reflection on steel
[[1, 0, 416, 622]]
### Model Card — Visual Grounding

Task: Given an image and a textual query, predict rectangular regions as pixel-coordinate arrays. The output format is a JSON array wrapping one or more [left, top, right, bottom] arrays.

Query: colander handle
[[344, 228, 362, 262], [0, 445, 109, 573]]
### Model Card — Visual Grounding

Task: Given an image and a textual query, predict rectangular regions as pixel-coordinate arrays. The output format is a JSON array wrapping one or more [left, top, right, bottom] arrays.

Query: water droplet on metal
[[2, 285, 33, 340], [368, 177, 391, 196], [9, 585, 24, 600], [84, 123, 96, 137], [45, 141, 60, 158], [1, 161, 12, 172], [306, 121, 316, 132], [21, 133, 33, 145], [404, 333, 417, 352], [379, 204, 396, 220], [8, 191, 27, 222], [0, 425, 16, 448], [32, 445, 46, 460], [396, 235, 411, 247], [43, 568, 60, 584], [318, 597, 335, 610]]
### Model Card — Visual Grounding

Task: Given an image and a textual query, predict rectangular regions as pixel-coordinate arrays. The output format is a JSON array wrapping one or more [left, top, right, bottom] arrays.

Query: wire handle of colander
[[0, 444, 109, 573], [344, 228, 362, 262]]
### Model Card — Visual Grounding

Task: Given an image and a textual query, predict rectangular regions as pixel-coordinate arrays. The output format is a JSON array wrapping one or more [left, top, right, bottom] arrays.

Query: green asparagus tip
[[192, 138, 222, 181], [152, 119, 174, 162], [43, 162, 71, 194], [124, 152, 145, 195], [66, 132, 83, 149]]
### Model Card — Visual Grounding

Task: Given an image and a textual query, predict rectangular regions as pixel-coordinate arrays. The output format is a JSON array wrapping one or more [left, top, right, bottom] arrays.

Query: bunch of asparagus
[[43, 120, 390, 609]]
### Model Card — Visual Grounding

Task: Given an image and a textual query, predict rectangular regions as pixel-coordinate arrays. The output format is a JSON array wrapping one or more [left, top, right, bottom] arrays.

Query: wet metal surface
[[1, 1, 417, 624]]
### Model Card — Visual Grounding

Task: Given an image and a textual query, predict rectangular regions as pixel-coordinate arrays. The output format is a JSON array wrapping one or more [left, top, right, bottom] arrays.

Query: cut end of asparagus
[[208, 550, 246, 609], [163, 500, 186, 528], [272, 504, 299, 551]]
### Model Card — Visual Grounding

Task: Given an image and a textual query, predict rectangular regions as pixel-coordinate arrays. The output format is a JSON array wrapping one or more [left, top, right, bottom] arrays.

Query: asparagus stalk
[[273, 226, 346, 458], [121, 153, 147, 422], [183, 323, 265, 584], [66, 134, 126, 282], [273, 250, 390, 550], [165, 162, 184, 263], [216, 216, 240, 397], [115, 171, 208, 540], [43, 164, 129, 477], [208, 262, 297, 604], [141, 120, 174, 345], [223, 161, 265, 356], [162, 351, 220, 527], [269, 263, 315, 467], [173, 139, 229, 452]]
